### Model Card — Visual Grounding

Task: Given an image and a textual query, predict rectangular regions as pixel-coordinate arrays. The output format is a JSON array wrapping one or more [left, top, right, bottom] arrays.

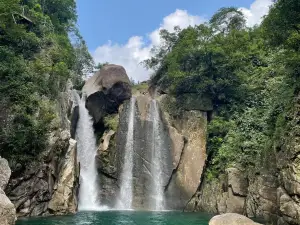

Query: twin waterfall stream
[[74, 93, 166, 211]]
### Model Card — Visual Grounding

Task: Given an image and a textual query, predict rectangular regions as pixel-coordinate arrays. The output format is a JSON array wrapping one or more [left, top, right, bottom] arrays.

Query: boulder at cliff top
[[82, 64, 132, 125], [209, 213, 262, 225]]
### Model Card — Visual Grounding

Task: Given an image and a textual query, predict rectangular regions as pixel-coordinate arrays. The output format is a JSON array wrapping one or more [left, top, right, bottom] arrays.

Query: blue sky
[[77, 0, 253, 50], [76, 0, 273, 81]]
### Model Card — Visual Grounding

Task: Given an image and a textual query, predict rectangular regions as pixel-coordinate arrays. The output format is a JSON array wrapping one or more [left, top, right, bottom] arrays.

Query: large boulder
[[82, 64, 132, 125], [209, 213, 262, 225]]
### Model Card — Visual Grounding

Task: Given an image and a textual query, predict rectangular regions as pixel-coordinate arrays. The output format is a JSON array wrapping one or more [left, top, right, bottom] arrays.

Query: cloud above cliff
[[92, 0, 274, 82], [92, 9, 205, 82], [239, 0, 273, 27]]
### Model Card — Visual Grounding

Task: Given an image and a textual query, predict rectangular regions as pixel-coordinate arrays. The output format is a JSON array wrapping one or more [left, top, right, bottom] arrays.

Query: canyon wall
[[186, 94, 300, 225]]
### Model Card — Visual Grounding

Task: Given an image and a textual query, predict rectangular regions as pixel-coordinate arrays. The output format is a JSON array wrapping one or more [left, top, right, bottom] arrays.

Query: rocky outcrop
[[209, 213, 262, 225], [96, 129, 119, 206], [0, 157, 16, 225], [6, 130, 79, 217], [190, 94, 300, 225], [48, 139, 79, 215], [164, 109, 207, 209], [6, 83, 80, 217], [186, 168, 248, 214], [82, 64, 132, 126]]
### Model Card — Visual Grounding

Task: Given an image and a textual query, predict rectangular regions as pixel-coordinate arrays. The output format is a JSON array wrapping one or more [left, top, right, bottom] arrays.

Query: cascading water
[[115, 97, 136, 210], [149, 99, 165, 211], [73, 91, 101, 211]]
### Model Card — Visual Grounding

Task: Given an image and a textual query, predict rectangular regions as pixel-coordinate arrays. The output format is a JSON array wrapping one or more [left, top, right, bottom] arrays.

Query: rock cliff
[[5, 82, 80, 217], [187, 94, 300, 225], [85, 74, 209, 210]]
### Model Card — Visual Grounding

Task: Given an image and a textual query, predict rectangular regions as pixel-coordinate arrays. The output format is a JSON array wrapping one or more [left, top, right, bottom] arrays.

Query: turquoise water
[[16, 211, 213, 225]]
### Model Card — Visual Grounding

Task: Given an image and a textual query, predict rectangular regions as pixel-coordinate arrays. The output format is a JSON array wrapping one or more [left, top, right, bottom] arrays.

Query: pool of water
[[16, 211, 213, 225]]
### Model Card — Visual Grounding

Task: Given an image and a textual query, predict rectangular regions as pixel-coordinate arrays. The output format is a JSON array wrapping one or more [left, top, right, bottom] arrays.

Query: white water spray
[[149, 99, 165, 211], [74, 91, 101, 211], [116, 97, 136, 210]]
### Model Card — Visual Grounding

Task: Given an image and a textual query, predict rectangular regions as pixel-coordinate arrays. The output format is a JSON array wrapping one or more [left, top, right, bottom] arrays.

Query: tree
[[94, 62, 109, 70], [210, 7, 246, 33], [262, 0, 300, 50]]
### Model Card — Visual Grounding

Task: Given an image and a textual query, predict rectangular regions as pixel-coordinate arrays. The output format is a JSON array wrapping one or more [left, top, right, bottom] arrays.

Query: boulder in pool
[[209, 213, 263, 225]]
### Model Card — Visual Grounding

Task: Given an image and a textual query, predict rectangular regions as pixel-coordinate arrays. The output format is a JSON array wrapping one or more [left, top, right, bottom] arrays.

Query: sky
[[76, 0, 273, 82]]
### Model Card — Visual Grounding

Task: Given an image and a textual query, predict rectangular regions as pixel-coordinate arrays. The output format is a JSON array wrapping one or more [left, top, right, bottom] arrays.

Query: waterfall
[[149, 100, 165, 211], [73, 91, 101, 211], [116, 97, 136, 210]]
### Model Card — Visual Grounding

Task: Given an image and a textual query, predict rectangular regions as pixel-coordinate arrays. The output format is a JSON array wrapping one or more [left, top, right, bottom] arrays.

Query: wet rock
[[96, 130, 117, 176], [209, 213, 262, 225], [70, 105, 79, 139]]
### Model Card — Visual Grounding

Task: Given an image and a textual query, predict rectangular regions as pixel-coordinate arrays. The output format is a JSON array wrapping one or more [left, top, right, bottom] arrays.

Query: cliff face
[[89, 75, 210, 210], [5, 83, 80, 217], [187, 94, 300, 225]]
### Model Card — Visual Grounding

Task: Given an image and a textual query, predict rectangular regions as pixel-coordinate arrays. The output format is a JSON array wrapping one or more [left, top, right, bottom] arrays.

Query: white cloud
[[93, 1, 274, 82], [92, 9, 205, 82], [239, 0, 273, 27], [149, 9, 205, 46]]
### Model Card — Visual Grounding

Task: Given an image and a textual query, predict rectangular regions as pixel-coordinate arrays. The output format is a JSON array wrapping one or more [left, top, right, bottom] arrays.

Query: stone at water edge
[[0, 156, 16, 225], [0, 156, 11, 190], [0, 189, 16, 225], [209, 213, 263, 225]]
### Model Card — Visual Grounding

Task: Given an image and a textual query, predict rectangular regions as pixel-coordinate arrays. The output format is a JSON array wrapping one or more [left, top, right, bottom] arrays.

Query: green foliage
[[262, 0, 300, 50], [132, 82, 148, 94], [95, 62, 109, 70], [144, 0, 299, 179], [210, 7, 246, 33], [0, 0, 93, 167], [103, 114, 119, 131]]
